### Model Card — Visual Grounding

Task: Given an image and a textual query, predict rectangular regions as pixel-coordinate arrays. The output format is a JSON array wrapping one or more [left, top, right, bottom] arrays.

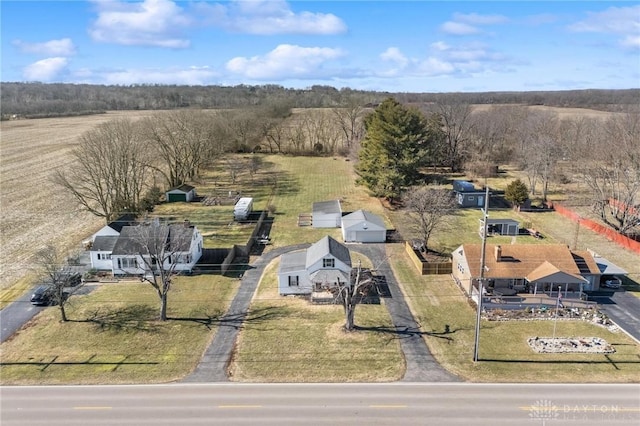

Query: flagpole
[[552, 286, 561, 340]]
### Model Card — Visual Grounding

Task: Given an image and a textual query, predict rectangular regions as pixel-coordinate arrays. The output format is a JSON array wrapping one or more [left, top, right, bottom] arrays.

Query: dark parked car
[[30, 286, 53, 306]]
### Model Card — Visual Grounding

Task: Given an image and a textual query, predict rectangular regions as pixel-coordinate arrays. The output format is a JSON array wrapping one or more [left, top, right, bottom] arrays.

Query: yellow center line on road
[[369, 405, 408, 409], [73, 406, 113, 410], [218, 405, 263, 409]]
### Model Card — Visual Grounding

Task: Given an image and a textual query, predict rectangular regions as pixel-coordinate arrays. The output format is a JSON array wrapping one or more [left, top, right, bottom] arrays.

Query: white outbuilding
[[341, 210, 386, 243], [312, 200, 342, 228]]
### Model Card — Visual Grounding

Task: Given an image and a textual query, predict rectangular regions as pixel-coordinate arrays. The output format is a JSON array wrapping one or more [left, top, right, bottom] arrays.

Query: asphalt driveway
[[185, 242, 458, 383]]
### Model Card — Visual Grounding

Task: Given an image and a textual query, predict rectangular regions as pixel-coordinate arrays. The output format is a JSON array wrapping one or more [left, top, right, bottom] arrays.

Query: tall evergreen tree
[[357, 98, 441, 199]]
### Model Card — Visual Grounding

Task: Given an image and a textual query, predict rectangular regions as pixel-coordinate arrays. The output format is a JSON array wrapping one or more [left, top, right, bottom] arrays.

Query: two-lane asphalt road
[[2, 383, 638, 425]]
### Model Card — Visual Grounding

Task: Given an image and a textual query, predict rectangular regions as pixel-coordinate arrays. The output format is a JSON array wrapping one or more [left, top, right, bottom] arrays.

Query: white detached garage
[[341, 210, 386, 243]]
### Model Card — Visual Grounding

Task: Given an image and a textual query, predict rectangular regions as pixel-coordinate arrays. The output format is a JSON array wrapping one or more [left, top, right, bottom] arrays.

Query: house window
[[288, 276, 299, 287], [118, 258, 138, 269], [323, 258, 335, 268], [469, 196, 475, 201], [98, 253, 111, 260]]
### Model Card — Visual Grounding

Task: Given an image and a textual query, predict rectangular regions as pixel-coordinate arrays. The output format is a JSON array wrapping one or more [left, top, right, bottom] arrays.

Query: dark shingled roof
[[312, 200, 341, 215], [107, 214, 137, 233], [91, 235, 119, 252], [111, 223, 195, 256], [168, 184, 195, 193], [306, 235, 351, 269]]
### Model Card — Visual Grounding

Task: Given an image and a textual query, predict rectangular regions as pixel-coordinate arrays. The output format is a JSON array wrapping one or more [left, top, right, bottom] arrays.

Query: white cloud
[[621, 35, 640, 49], [568, 6, 640, 34], [89, 0, 191, 48], [430, 41, 450, 52], [23, 57, 69, 81], [441, 21, 479, 36], [452, 13, 508, 25], [380, 47, 409, 68], [226, 44, 345, 79], [441, 12, 508, 36], [417, 57, 455, 76], [199, 0, 347, 35], [12, 38, 76, 56], [100, 66, 218, 85], [568, 5, 640, 50]]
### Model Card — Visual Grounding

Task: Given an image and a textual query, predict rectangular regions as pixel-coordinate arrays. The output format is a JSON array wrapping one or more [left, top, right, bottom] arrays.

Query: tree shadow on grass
[[168, 306, 287, 331], [1, 354, 158, 370], [77, 305, 162, 333], [354, 324, 470, 344]]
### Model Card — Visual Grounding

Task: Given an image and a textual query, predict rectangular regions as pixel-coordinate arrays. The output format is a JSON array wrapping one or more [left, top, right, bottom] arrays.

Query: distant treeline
[[1, 82, 638, 118]]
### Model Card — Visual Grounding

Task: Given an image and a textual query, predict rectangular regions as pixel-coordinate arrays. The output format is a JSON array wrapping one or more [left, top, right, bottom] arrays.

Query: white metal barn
[[312, 200, 342, 228], [341, 210, 386, 243]]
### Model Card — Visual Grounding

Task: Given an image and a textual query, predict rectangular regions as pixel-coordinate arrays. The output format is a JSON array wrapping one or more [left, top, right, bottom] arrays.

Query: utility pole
[[473, 185, 490, 362]]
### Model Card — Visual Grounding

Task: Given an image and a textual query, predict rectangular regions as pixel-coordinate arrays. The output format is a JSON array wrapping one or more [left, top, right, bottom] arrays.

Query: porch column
[[533, 282, 537, 295]]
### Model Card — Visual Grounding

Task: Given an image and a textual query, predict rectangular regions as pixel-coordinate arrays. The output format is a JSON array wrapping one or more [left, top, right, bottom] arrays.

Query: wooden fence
[[404, 242, 452, 275]]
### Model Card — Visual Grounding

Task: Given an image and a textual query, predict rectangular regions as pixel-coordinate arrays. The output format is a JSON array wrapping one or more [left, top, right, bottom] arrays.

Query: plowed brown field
[[0, 111, 156, 290]]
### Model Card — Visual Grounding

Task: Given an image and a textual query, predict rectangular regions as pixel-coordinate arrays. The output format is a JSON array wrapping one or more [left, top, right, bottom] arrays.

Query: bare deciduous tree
[[426, 101, 474, 172], [322, 262, 375, 332], [35, 244, 84, 322], [125, 221, 197, 321], [332, 101, 366, 153], [404, 186, 457, 252], [140, 110, 216, 189], [54, 119, 149, 222], [570, 111, 640, 235]]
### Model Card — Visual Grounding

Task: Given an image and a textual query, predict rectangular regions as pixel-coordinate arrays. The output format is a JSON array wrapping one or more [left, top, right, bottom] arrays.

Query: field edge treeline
[[2, 82, 638, 119]]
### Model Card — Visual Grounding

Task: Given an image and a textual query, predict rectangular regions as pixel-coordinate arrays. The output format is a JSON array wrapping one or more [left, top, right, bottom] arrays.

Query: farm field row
[[0, 112, 157, 294]]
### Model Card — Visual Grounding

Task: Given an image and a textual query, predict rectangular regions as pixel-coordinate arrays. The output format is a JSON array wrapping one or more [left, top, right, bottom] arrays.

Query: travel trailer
[[234, 197, 253, 220]]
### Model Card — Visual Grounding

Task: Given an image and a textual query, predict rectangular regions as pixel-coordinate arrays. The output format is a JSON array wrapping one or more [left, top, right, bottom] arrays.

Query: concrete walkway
[[184, 242, 458, 383]]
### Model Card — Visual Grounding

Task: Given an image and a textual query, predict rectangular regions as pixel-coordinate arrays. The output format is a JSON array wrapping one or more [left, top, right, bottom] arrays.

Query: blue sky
[[2, 0, 639, 92]]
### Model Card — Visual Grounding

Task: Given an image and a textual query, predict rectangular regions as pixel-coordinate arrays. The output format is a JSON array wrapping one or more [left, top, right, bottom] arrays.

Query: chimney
[[495, 245, 502, 262], [183, 219, 191, 228]]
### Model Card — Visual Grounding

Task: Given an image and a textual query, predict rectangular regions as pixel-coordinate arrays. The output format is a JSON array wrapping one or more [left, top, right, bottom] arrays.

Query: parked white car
[[602, 277, 622, 289]]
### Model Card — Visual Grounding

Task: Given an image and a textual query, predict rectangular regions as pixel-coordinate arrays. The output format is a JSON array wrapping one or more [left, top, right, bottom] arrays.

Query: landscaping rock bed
[[483, 307, 617, 330], [528, 337, 616, 354]]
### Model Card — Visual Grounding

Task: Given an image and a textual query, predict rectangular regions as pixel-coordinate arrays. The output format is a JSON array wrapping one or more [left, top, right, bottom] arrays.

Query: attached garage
[[166, 184, 196, 203], [341, 210, 386, 243], [312, 200, 342, 228]]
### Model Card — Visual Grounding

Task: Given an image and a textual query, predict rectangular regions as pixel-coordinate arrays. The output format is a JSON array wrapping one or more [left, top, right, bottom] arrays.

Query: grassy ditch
[[0, 275, 239, 385]]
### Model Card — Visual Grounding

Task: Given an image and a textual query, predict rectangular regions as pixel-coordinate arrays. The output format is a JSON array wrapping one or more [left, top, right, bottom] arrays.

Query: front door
[[477, 195, 484, 207]]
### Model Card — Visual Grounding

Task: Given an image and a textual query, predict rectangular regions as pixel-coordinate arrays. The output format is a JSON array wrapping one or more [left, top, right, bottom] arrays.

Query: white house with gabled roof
[[278, 235, 352, 296]]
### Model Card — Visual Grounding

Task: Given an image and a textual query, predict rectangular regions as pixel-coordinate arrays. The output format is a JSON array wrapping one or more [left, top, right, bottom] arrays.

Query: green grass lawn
[[387, 243, 640, 383], [229, 254, 405, 382], [3, 156, 638, 385], [0, 275, 239, 385]]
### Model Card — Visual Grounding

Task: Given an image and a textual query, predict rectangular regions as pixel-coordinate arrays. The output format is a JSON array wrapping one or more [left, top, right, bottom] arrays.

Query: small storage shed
[[453, 180, 487, 208], [312, 200, 342, 228], [166, 184, 196, 203], [341, 210, 387, 243], [481, 218, 520, 236]]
